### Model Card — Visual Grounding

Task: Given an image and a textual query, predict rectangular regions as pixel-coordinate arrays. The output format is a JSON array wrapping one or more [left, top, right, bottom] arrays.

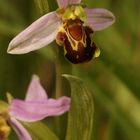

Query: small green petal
[[74, 5, 87, 21], [0, 101, 9, 115], [6, 93, 13, 105], [62, 5, 87, 22]]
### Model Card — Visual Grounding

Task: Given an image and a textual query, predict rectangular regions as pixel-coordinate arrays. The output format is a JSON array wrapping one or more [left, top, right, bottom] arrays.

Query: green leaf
[[23, 121, 59, 140], [63, 74, 94, 140]]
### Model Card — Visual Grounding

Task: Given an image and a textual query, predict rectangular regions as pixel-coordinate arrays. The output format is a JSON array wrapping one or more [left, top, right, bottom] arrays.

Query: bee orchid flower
[[7, 0, 115, 63], [0, 75, 70, 140]]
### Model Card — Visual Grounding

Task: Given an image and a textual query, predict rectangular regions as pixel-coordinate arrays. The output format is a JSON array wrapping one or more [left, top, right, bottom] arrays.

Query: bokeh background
[[0, 0, 140, 140]]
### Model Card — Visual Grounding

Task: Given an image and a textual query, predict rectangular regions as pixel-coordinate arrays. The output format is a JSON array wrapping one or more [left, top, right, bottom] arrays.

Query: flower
[[7, 0, 115, 63], [0, 75, 70, 140]]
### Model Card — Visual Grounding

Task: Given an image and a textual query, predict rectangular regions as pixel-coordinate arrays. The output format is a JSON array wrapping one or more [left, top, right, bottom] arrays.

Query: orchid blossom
[[0, 75, 70, 140], [7, 0, 115, 63]]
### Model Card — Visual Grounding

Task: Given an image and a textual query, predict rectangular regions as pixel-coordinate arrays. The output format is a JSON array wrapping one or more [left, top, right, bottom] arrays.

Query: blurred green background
[[0, 0, 140, 140]]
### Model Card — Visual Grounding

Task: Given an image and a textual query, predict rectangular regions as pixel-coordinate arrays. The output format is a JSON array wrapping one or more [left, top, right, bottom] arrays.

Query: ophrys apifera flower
[[7, 0, 115, 64], [0, 75, 70, 140]]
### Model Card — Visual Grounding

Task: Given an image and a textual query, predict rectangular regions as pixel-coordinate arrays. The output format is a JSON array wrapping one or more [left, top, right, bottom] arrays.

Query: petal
[[9, 117, 32, 140], [7, 12, 61, 54], [69, 0, 81, 5], [57, 0, 81, 8], [57, 0, 69, 8], [9, 97, 71, 122], [25, 75, 48, 101], [85, 8, 115, 31]]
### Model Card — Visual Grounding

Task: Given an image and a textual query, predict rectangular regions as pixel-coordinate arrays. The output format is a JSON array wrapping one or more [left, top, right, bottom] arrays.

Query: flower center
[[0, 101, 10, 140], [56, 5, 100, 64], [0, 116, 11, 140], [56, 5, 87, 22]]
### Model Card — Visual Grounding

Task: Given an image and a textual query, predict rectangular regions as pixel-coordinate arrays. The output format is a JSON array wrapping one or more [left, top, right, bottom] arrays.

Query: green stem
[[55, 57, 62, 98], [33, 0, 49, 14]]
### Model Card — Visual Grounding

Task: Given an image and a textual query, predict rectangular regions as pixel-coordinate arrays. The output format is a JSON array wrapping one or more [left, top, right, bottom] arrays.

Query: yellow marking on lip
[[94, 47, 100, 58], [60, 19, 87, 52], [64, 28, 79, 51], [64, 27, 86, 51]]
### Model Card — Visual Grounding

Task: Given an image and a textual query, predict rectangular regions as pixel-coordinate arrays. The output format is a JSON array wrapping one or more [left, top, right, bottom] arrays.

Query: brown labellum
[[56, 19, 98, 64]]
